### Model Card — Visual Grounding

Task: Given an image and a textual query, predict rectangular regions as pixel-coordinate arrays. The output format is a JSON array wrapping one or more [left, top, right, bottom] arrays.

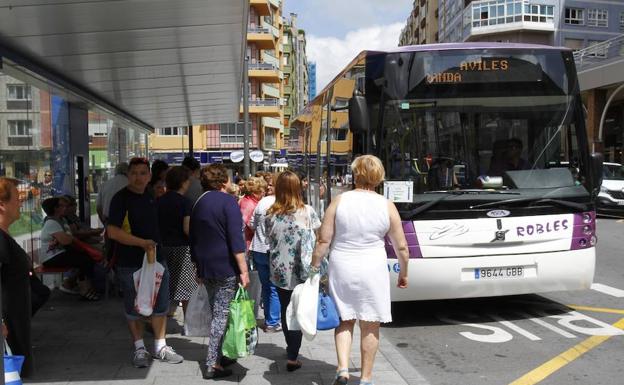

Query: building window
[[264, 128, 276, 148], [587, 9, 608, 27], [6, 84, 32, 109], [220, 122, 250, 144], [6, 84, 31, 100], [331, 127, 348, 141], [7, 120, 33, 146], [523, 4, 554, 23], [620, 11, 624, 31], [565, 8, 584, 25], [334, 98, 349, 109], [470, 0, 552, 28], [157, 126, 188, 136], [564, 38, 584, 51]]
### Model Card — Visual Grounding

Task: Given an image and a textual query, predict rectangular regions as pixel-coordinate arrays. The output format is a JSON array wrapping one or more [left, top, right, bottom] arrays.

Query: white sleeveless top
[[328, 190, 393, 323], [331, 190, 389, 254]]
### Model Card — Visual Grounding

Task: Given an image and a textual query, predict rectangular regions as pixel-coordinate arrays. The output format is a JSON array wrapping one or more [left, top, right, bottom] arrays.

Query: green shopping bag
[[222, 285, 257, 358]]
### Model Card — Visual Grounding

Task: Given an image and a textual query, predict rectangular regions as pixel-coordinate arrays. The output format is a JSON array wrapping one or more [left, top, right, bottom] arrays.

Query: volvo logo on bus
[[487, 210, 510, 218]]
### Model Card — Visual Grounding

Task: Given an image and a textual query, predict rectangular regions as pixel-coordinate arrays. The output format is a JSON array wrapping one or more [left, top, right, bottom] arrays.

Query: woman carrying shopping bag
[[265, 171, 321, 372], [190, 164, 249, 379], [310, 155, 410, 385]]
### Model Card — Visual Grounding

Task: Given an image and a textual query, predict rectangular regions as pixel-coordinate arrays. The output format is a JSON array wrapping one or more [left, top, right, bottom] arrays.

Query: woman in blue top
[[190, 164, 249, 379]]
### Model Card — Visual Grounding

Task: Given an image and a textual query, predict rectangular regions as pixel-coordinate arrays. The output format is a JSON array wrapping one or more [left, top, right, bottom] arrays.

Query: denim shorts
[[117, 263, 170, 320]]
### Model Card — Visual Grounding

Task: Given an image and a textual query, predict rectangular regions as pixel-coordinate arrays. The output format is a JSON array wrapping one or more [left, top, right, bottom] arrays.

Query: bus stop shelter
[[0, 1, 248, 381]]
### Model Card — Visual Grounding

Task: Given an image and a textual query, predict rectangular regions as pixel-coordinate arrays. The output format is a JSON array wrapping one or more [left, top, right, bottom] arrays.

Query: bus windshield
[[373, 49, 587, 199]]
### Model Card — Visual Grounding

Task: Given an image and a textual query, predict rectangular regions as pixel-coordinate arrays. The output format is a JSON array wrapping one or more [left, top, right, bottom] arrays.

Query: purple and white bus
[[294, 43, 603, 301]]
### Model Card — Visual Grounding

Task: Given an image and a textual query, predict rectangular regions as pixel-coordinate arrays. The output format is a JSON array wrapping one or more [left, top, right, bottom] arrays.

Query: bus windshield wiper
[[470, 197, 587, 211], [402, 190, 519, 217]]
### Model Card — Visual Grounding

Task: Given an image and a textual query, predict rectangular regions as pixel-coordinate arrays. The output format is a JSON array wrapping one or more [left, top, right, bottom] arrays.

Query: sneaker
[[264, 324, 282, 333], [156, 345, 184, 364], [132, 347, 150, 368]]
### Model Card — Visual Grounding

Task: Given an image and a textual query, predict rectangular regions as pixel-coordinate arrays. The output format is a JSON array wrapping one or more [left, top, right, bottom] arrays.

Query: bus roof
[[382, 42, 572, 53]]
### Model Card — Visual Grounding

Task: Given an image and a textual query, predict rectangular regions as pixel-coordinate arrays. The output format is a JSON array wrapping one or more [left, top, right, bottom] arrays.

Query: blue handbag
[[317, 291, 340, 331], [4, 341, 24, 385]]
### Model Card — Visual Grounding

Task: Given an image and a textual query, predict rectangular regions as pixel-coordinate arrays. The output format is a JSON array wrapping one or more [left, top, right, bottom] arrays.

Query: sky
[[283, 0, 412, 92]]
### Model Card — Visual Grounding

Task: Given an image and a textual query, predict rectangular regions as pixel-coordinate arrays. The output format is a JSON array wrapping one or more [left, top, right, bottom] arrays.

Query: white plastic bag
[[285, 273, 319, 341], [133, 253, 165, 317], [184, 283, 212, 337]]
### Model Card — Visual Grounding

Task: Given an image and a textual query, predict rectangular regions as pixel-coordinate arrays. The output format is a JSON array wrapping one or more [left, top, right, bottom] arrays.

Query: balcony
[[248, 62, 280, 81], [464, 0, 555, 41], [250, 0, 270, 16], [241, 98, 280, 116], [261, 83, 280, 99], [268, 0, 280, 10], [262, 19, 280, 38], [247, 27, 276, 49], [261, 51, 279, 68], [262, 116, 284, 131]]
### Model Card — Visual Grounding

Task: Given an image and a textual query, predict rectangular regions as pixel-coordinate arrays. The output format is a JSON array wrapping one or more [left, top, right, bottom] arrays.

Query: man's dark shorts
[[117, 263, 170, 320]]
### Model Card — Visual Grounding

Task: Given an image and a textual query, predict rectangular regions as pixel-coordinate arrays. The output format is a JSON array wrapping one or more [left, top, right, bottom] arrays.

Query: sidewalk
[[25, 291, 428, 385]]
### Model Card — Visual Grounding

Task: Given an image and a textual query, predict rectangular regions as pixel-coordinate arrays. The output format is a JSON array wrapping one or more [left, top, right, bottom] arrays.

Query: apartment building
[[437, 0, 624, 50], [150, 0, 286, 172], [283, 13, 310, 141], [399, 0, 440, 45]]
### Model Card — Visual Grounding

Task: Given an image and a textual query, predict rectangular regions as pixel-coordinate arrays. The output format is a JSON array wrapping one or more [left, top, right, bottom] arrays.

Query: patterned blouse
[[266, 205, 321, 290]]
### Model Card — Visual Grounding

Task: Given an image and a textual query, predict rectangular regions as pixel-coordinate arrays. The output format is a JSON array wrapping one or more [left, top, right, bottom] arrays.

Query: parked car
[[597, 162, 624, 217]]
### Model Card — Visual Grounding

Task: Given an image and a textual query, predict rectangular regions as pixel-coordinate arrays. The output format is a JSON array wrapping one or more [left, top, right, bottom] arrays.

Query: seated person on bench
[[40, 196, 99, 301]]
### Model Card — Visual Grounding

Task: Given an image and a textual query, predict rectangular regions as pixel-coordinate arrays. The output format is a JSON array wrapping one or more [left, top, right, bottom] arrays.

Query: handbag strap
[[4, 340, 12, 355]]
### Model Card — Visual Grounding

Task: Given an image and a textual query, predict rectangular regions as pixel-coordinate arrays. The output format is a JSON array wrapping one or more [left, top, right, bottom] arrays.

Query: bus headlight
[[582, 213, 593, 223], [583, 225, 592, 235]]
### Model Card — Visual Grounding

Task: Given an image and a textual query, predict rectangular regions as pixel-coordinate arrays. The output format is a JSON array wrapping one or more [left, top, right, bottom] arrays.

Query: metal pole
[[325, 89, 333, 206], [243, 56, 250, 178], [188, 124, 194, 158]]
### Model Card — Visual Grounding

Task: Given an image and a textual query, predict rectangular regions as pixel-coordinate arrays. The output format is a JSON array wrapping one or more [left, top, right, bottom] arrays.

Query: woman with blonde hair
[[265, 170, 321, 372], [311, 155, 409, 385]]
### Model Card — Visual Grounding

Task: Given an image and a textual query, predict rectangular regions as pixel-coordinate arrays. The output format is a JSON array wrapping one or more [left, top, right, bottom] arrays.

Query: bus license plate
[[474, 266, 524, 280]]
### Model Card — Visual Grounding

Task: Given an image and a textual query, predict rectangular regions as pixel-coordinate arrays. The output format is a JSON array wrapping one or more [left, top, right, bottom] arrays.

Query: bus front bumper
[[388, 247, 595, 302]]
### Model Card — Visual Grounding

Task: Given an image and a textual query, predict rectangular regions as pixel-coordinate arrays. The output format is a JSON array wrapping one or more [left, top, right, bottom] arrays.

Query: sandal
[[333, 368, 349, 385]]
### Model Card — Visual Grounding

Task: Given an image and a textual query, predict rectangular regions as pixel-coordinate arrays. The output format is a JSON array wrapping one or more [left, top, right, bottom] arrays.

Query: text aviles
[[425, 59, 510, 84], [460, 59, 509, 71]]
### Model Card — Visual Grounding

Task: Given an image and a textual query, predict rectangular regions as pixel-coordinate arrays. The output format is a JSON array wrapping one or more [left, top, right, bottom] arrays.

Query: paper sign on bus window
[[384, 181, 413, 203]]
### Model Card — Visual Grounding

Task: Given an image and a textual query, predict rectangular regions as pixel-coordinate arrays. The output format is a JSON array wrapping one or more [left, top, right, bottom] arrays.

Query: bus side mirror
[[348, 94, 370, 133], [589, 152, 604, 194]]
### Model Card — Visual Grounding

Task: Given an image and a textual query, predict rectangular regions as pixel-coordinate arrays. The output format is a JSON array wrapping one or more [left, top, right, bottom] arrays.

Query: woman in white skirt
[[311, 155, 409, 385]]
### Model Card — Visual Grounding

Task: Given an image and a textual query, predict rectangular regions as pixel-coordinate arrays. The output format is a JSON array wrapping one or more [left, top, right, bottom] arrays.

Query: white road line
[[517, 312, 577, 338], [489, 314, 542, 341], [591, 283, 624, 298]]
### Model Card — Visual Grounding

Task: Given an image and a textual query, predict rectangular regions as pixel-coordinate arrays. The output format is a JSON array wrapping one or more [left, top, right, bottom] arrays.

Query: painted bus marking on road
[[590, 283, 624, 298], [436, 309, 624, 343]]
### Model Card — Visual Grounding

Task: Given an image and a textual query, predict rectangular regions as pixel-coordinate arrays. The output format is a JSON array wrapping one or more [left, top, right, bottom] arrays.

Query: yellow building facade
[[149, 0, 286, 167]]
